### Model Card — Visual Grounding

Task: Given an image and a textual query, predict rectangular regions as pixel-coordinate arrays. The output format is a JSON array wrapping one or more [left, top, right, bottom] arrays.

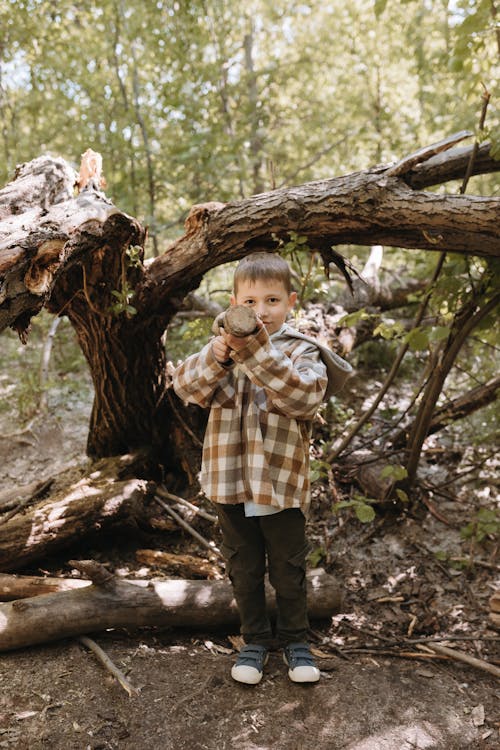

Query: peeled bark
[[0, 564, 342, 651]]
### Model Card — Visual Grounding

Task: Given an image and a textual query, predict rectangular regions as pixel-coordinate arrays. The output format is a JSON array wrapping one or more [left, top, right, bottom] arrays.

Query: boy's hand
[[220, 318, 264, 352], [212, 333, 232, 363]]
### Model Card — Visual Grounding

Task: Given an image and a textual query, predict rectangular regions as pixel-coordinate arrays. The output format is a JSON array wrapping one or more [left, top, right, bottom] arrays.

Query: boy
[[173, 252, 351, 685]]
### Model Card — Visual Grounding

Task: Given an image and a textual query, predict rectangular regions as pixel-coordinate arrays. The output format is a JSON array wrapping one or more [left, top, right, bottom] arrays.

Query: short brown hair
[[233, 252, 292, 295]]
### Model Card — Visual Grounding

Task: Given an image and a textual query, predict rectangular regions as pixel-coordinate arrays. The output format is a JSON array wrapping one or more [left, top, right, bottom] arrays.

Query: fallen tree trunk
[[0, 561, 342, 651], [0, 457, 154, 571]]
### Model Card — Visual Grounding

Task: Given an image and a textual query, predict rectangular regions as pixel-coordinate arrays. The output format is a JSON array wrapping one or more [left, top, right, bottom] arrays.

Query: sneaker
[[283, 642, 320, 683], [231, 644, 269, 685]]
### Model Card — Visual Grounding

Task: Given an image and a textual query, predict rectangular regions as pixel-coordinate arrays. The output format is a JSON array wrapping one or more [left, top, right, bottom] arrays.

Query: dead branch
[[155, 486, 218, 523], [78, 635, 140, 697], [154, 496, 223, 558], [424, 643, 500, 679]]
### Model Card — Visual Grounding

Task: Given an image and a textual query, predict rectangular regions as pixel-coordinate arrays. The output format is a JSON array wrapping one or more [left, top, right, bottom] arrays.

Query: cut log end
[[212, 306, 259, 337]]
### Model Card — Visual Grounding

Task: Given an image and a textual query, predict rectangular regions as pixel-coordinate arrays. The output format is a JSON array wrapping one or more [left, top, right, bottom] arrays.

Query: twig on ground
[[423, 642, 500, 679], [155, 496, 223, 559], [342, 647, 447, 660], [156, 486, 218, 523], [77, 635, 140, 697], [420, 495, 452, 525]]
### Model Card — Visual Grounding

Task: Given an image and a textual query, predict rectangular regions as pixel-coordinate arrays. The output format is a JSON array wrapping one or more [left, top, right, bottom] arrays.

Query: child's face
[[231, 278, 297, 335]]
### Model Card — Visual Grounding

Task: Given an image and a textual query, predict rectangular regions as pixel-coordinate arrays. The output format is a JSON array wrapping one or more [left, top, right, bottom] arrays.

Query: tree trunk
[[404, 292, 500, 486], [0, 458, 154, 571], [0, 563, 342, 651]]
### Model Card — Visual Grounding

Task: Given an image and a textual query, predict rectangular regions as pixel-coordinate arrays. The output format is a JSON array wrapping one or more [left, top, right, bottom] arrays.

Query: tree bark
[[0, 563, 342, 651], [404, 292, 500, 486], [0, 458, 154, 571]]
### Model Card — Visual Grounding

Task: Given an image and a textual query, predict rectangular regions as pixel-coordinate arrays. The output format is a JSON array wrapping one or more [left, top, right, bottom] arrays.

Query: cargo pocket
[[270, 541, 310, 599]]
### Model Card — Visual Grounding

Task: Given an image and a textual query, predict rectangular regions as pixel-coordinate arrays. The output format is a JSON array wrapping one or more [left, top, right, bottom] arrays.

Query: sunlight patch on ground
[[341, 722, 442, 749]]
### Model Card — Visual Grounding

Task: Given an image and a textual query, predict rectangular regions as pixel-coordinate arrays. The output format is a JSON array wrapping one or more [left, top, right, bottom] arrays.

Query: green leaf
[[338, 309, 371, 327], [396, 488, 409, 504], [380, 464, 408, 481], [333, 500, 355, 513], [308, 546, 326, 567], [428, 326, 450, 342], [374, 0, 388, 17], [355, 503, 376, 523], [405, 328, 430, 351], [373, 321, 405, 340]]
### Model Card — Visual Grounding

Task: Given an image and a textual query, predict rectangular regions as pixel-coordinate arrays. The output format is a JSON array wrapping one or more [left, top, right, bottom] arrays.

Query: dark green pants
[[216, 503, 309, 648]]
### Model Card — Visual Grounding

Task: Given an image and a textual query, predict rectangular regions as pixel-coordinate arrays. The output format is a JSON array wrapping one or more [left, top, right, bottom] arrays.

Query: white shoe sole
[[231, 653, 269, 685], [283, 653, 320, 683]]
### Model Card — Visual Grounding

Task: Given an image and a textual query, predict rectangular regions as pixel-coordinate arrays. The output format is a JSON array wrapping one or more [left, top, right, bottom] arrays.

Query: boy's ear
[[288, 291, 297, 308], [230, 294, 236, 306]]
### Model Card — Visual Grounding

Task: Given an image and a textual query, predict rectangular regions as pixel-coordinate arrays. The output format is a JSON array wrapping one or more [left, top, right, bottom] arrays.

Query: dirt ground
[[1, 409, 499, 750]]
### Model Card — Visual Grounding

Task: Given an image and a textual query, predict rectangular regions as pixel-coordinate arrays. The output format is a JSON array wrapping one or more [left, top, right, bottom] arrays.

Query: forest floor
[[0, 349, 499, 750]]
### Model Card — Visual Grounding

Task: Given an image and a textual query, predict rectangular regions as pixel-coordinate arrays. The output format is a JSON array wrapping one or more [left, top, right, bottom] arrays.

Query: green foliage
[[1, 0, 497, 257], [460, 508, 500, 545], [334, 494, 377, 524], [166, 317, 213, 363], [109, 284, 137, 318], [310, 458, 331, 484], [338, 309, 373, 327], [308, 546, 326, 567], [379, 464, 408, 481]]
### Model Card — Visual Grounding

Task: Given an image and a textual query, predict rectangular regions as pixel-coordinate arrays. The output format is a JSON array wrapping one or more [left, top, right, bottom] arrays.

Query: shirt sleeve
[[230, 327, 327, 418], [172, 341, 232, 408]]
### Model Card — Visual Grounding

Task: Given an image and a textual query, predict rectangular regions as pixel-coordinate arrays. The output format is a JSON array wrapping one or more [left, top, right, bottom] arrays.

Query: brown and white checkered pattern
[[172, 325, 327, 514]]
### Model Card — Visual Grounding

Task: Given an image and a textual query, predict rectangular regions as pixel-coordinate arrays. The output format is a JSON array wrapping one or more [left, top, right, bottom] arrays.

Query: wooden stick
[[78, 635, 140, 697], [155, 496, 223, 558], [426, 643, 500, 679], [136, 549, 221, 579], [156, 487, 218, 523]]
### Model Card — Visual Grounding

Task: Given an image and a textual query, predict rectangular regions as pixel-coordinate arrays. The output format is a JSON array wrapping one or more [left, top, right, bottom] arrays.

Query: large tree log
[[0, 457, 154, 571], [0, 562, 342, 651]]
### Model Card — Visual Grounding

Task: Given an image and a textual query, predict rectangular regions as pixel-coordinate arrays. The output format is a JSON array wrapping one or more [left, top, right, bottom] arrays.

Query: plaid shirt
[[172, 324, 327, 514]]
